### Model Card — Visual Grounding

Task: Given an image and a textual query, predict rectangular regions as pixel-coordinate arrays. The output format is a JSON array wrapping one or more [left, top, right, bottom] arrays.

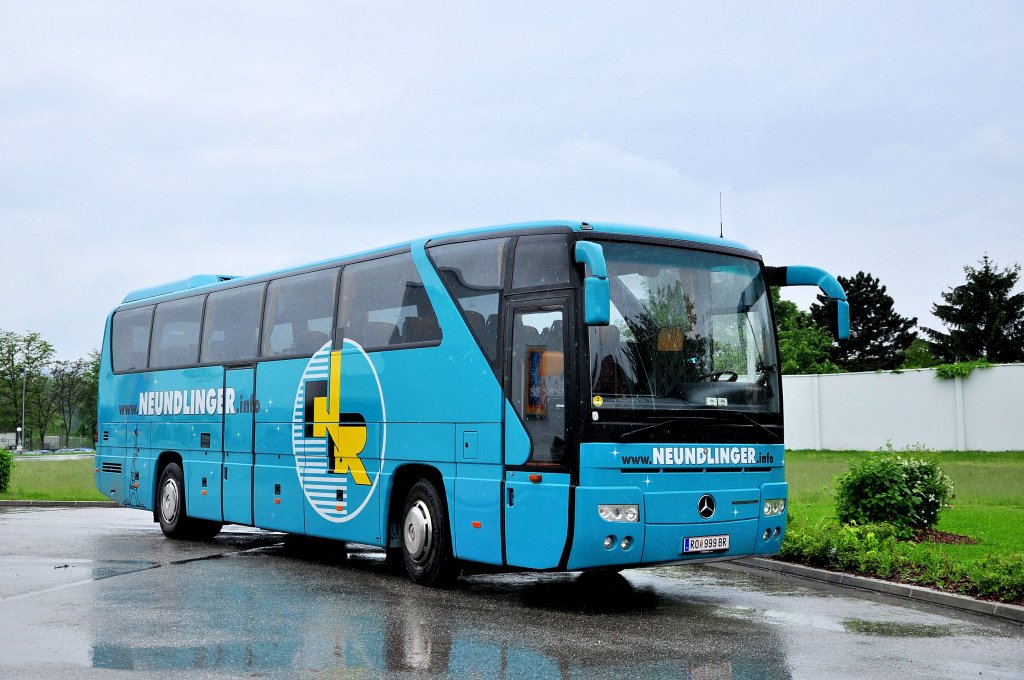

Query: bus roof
[[119, 220, 757, 305]]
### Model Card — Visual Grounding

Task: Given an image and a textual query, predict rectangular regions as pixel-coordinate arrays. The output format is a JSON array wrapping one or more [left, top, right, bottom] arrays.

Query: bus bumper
[[566, 483, 787, 570]]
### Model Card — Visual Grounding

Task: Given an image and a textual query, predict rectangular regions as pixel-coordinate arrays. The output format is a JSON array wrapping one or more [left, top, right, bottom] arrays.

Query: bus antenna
[[719, 192, 724, 239]]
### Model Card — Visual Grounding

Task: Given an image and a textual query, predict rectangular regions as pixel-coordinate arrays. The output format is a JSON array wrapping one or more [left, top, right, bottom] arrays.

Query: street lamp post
[[19, 368, 27, 452]]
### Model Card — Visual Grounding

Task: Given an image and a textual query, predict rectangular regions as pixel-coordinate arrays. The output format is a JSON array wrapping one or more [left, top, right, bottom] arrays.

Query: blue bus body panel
[[452, 459, 503, 564], [223, 368, 255, 525], [186, 448, 223, 522], [504, 471, 570, 569]]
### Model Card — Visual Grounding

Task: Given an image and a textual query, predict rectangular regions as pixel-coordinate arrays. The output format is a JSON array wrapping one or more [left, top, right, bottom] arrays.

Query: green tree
[[923, 256, 1024, 363], [75, 350, 101, 440], [27, 373, 59, 449], [902, 338, 941, 369], [51, 358, 91, 448], [810, 272, 917, 371], [772, 289, 840, 374], [0, 330, 55, 443]]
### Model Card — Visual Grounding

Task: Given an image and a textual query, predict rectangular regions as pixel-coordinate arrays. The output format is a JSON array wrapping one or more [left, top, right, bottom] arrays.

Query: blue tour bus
[[96, 221, 848, 585]]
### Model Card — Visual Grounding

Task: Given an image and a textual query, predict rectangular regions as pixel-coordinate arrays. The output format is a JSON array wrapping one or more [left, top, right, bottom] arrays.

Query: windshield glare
[[589, 242, 779, 414]]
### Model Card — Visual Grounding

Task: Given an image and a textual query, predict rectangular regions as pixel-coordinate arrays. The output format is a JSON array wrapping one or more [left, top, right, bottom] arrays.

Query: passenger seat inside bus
[[463, 310, 485, 341], [294, 329, 330, 355], [592, 325, 627, 394], [402, 316, 439, 344]]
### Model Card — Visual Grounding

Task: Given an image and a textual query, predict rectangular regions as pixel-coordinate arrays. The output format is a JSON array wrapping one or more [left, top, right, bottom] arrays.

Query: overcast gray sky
[[2, 2, 1022, 361]]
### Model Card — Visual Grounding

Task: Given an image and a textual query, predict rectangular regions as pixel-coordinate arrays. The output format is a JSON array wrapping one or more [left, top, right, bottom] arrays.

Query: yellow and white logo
[[311, 350, 370, 485], [293, 340, 386, 522]]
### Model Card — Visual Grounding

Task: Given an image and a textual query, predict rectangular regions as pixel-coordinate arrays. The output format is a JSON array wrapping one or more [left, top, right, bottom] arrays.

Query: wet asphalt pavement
[[1, 508, 1022, 679]]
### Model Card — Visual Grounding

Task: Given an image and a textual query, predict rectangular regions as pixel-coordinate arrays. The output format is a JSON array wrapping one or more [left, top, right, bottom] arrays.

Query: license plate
[[682, 534, 730, 554]]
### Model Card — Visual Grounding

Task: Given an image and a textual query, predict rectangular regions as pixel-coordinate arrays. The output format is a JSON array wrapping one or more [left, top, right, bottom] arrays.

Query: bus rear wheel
[[401, 479, 459, 587], [157, 462, 221, 540], [158, 462, 189, 538]]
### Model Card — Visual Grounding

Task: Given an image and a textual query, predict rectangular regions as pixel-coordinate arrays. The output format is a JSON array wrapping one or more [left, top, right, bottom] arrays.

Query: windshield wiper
[[620, 413, 718, 440], [619, 409, 781, 442], [731, 409, 781, 441]]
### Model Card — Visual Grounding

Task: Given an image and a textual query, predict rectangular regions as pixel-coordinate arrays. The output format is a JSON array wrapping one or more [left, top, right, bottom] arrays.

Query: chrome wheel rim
[[160, 478, 179, 524], [404, 500, 433, 564]]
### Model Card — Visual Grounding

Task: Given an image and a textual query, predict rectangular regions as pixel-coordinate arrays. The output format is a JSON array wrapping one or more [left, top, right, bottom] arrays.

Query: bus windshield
[[588, 241, 779, 414]]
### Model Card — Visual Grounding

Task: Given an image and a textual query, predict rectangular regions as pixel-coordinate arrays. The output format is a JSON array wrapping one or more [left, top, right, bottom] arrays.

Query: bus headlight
[[598, 504, 640, 522], [763, 498, 786, 516]]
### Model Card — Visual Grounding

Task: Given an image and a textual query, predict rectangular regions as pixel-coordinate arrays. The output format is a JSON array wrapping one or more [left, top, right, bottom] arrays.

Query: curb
[[0, 500, 118, 508], [719, 557, 1024, 624]]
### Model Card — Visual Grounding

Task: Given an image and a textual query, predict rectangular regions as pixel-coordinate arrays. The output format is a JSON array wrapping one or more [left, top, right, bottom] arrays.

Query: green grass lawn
[[0, 457, 108, 502], [4, 450, 1022, 573], [787, 450, 1024, 566]]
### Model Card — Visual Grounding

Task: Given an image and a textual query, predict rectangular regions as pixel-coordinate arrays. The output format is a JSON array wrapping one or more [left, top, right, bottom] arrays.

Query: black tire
[[384, 546, 405, 574], [189, 518, 223, 540], [401, 479, 459, 587], [157, 462, 190, 538], [156, 462, 222, 540]]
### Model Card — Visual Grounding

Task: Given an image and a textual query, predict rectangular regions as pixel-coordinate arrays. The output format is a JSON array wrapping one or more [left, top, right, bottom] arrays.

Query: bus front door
[[503, 298, 571, 569], [223, 367, 255, 525]]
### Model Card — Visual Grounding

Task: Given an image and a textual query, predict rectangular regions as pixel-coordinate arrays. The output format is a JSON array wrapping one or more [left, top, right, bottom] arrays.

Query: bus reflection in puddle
[[87, 548, 789, 679]]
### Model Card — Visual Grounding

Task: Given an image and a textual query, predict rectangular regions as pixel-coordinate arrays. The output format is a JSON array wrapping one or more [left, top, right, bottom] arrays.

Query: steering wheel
[[697, 371, 739, 383]]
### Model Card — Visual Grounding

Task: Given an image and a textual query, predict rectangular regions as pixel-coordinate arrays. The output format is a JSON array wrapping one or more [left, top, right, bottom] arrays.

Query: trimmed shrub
[[0, 449, 13, 494], [834, 455, 953, 530], [779, 515, 1024, 604], [971, 555, 1024, 603]]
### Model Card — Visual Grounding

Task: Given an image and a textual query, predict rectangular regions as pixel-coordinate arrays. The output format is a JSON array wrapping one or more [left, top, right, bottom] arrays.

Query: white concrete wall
[[782, 364, 1024, 451]]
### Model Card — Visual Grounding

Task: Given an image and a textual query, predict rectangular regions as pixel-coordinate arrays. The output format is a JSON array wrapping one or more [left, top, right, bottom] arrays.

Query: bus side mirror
[[766, 265, 850, 341], [823, 298, 850, 341], [575, 241, 610, 326]]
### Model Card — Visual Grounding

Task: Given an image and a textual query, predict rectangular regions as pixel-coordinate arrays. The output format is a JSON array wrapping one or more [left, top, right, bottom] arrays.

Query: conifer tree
[[811, 272, 916, 371], [923, 256, 1024, 363]]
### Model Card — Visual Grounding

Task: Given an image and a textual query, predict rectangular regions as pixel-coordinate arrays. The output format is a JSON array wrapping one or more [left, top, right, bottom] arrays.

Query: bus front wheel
[[401, 479, 459, 587]]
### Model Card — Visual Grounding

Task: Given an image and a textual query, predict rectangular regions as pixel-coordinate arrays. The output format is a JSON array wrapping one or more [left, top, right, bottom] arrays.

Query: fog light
[[604, 535, 616, 549], [773, 527, 780, 539], [763, 529, 771, 541], [763, 498, 787, 516], [598, 504, 640, 522], [620, 536, 633, 550]]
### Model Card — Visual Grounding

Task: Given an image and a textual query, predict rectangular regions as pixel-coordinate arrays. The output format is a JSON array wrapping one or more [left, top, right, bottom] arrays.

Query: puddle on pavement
[[0, 557, 158, 599], [841, 619, 960, 638]]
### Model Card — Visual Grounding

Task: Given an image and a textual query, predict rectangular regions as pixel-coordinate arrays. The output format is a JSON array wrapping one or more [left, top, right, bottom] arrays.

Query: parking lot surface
[[1, 507, 1022, 678]]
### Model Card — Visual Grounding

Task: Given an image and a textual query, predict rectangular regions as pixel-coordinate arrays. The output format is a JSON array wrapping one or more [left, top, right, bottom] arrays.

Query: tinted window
[[261, 268, 338, 358], [428, 237, 508, 362], [512, 234, 572, 289], [111, 305, 154, 372], [150, 297, 204, 369], [201, 283, 264, 364], [338, 253, 441, 351], [510, 306, 566, 465]]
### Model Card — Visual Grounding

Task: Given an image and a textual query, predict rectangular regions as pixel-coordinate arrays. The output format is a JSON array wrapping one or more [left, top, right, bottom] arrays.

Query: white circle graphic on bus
[[292, 340, 386, 523]]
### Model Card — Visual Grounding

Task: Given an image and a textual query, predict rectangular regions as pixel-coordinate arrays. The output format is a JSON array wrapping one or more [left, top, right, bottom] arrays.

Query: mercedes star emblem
[[697, 494, 716, 519]]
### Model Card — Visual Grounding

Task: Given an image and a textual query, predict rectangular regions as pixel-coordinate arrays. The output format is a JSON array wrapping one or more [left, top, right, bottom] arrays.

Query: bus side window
[[512, 234, 572, 290], [261, 268, 338, 358], [337, 252, 441, 351], [150, 297, 204, 369], [111, 305, 155, 372], [200, 283, 264, 364], [427, 237, 508, 364]]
